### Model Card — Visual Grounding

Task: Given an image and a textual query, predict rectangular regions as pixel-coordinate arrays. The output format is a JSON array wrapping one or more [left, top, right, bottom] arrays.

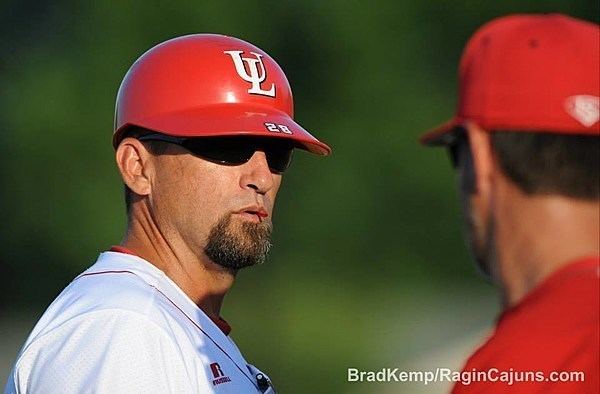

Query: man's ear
[[465, 121, 496, 199], [115, 138, 153, 197]]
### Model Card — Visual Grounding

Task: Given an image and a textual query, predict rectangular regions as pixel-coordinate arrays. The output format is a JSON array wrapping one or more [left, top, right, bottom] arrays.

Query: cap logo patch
[[565, 95, 599, 127], [224, 50, 276, 97]]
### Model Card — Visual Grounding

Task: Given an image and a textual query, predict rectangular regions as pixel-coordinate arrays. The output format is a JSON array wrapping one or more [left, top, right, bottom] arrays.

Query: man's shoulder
[[70, 266, 161, 313], [9, 308, 200, 393], [458, 260, 599, 380], [50, 269, 160, 320], [9, 261, 204, 393], [24, 259, 185, 347], [459, 259, 599, 372]]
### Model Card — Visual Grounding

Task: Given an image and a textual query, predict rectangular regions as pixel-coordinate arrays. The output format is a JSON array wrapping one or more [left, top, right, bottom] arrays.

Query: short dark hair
[[119, 127, 170, 215], [490, 131, 599, 200]]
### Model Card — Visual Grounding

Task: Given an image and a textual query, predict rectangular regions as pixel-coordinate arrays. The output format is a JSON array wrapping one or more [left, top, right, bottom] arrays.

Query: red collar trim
[[109, 245, 138, 256], [107, 245, 232, 335], [213, 317, 232, 335]]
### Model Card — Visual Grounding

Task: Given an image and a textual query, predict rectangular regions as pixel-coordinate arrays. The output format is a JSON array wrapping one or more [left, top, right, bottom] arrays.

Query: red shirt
[[452, 257, 599, 393]]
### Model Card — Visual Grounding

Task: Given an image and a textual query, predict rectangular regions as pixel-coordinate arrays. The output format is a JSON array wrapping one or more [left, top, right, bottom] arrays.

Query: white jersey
[[5, 251, 274, 394]]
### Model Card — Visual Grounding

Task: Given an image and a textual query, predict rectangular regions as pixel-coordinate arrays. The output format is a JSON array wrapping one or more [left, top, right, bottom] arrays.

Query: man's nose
[[239, 151, 275, 194]]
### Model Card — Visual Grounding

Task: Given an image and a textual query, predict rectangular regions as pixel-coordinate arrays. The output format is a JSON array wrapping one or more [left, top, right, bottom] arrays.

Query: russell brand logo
[[224, 50, 276, 97], [210, 362, 232, 386]]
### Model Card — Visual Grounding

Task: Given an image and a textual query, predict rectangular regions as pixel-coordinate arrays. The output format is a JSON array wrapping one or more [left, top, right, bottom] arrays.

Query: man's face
[[147, 140, 284, 272], [452, 137, 498, 281]]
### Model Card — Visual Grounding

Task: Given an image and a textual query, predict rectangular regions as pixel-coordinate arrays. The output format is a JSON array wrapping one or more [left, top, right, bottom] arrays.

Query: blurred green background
[[1, 1, 598, 393]]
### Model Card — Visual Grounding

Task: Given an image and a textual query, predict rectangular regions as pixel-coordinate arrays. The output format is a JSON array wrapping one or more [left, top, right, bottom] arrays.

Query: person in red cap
[[6, 34, 330, 393], [420, 14, 599, 393]]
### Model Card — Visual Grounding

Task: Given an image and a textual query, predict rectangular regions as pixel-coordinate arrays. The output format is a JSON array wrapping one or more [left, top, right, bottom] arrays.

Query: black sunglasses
[[446, 129, 468, 169], [138, 133, 294, 173], [447, 142, 460, 168]]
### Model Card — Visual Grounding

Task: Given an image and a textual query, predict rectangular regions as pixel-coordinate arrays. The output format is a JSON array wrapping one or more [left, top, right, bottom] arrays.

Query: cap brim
[[419, 118, 462, 146], [114, 103, 331, 156]]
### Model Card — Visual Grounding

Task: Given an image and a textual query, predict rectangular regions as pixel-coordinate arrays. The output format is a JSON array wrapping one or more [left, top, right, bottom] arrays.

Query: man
[[420, 14, 599, 393], [5, 34, 330, 393]]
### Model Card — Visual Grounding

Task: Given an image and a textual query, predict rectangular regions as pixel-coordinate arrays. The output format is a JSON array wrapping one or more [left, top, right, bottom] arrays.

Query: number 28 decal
[[264, 122, 292, 134]]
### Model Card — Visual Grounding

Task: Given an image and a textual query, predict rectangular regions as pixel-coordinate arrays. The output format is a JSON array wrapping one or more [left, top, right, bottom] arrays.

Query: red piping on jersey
[[108, 246, 232, 335], [78, 269, 258, 390], [110, 245, 137, 256]]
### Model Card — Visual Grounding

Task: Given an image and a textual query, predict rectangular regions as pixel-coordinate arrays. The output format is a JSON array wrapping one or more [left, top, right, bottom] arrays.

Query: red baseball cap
[[420, 14, 600, 146]]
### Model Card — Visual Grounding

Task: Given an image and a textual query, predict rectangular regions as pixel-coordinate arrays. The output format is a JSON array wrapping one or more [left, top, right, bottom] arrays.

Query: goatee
[[204, 213, 272, 272]]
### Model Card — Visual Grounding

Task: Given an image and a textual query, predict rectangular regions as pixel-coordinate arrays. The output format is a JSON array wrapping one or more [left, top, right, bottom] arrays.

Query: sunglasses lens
[[183, 139, 251, 164], [265, 145, 294, 173], [447, 144, 459, 168], [183, 138, 294, 172]]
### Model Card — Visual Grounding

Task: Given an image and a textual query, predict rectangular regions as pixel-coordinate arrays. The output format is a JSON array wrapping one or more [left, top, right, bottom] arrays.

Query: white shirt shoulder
[[5, 251, 273, 394], [12, 308, 200, 393]]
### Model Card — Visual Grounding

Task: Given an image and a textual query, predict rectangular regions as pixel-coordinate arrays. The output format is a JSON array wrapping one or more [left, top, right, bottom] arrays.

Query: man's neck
[[495, 193, 599, 307], [120, 215, 235, 321]]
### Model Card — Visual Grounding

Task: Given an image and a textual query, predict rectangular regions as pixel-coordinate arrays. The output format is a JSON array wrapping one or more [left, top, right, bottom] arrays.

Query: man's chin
[[463, 213, 496, 282], [204, 214, 272, 271], [472, 251, 494, 281], [467, 230, 499, 284]]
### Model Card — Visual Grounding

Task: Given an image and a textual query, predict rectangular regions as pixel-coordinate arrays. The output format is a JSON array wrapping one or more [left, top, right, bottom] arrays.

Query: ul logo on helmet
[[224, 50, 276, 97]]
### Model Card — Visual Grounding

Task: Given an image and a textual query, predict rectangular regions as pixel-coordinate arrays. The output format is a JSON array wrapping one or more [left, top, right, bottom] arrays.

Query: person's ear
[[115, 138, 153, 197], [464, 121, 496, 200]]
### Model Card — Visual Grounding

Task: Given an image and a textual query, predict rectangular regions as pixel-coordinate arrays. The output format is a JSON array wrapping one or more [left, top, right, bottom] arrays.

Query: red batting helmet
[[113, 34, 331, 155]]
